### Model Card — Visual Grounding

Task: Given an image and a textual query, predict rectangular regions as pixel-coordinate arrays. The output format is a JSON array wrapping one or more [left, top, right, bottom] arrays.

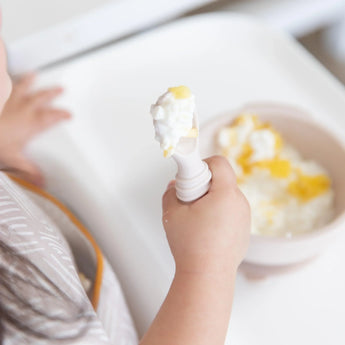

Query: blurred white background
[[2, 0, 345, 83]]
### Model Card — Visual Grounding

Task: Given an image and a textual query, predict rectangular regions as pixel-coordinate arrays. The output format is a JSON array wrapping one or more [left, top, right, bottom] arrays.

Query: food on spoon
[[150, 86, 198, 157], [217, 114, 334, 237]]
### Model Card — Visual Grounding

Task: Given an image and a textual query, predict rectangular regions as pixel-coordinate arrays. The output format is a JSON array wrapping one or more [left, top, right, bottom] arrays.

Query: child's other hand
[[0, 74, 71, 186], [162, 156, 250, 275]]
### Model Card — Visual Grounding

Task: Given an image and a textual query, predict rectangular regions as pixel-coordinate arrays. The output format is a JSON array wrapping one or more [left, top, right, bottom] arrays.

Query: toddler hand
[[162, 156, 250, 275], [0, 74, 71, 186]]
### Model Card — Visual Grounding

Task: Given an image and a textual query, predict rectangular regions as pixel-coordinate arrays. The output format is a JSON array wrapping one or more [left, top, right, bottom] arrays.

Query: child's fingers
[[36, 108, 71, 131], [41, 108, 71, 122], [14, 73, 36, 95], [162, 181, 181, 213], [5, 154, 44, 187], [167, 180, 176, 189], [30, 87, 64, 107], [204, 155, 237, 191]]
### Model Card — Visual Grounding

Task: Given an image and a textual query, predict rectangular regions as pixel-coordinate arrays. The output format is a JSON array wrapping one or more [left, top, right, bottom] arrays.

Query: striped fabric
[[0, 172, 138, 345]]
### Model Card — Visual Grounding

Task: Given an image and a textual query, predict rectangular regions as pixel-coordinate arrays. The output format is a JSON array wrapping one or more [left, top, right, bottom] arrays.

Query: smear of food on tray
[[216, 114, 334, 237]]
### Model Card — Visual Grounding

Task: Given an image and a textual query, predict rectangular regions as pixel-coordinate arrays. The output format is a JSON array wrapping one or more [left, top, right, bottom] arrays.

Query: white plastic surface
[[2, 0, 212, 75], [27, 14, 345, 344]]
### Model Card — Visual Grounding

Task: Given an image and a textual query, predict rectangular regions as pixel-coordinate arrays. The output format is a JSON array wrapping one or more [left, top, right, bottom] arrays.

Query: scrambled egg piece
[[151, 86, 198, 157], [168, 86, 192, 99], [217, 114, 331, 202], [288, 170, 330, 202], [217, 113, 334, 237]]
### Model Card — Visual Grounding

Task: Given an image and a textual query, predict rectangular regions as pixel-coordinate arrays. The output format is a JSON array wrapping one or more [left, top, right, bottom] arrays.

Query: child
[[0, 73, 70, 186], [0, 20, 250, 345]]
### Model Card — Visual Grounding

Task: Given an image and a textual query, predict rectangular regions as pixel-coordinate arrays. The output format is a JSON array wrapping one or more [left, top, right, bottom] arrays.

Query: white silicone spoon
[[173, 110, 212, 202]]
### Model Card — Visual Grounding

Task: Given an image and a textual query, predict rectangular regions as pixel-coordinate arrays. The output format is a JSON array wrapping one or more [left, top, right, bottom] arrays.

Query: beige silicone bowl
[[200, 103, 345, 270]]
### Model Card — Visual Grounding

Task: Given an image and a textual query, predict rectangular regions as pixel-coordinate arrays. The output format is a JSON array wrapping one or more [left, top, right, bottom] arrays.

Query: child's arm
[[140, 156, 250, 345], [0, 74, 70, 186]]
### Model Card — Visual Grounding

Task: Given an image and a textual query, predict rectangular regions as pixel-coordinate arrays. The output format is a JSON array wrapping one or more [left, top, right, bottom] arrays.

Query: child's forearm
[[142, 156, 250, 344], [140, 268, 237, 345]]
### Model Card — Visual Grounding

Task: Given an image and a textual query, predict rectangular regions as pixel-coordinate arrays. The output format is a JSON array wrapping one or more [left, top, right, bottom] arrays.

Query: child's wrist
[[174, 266, 237, 292], [175, 258, 238, 278]]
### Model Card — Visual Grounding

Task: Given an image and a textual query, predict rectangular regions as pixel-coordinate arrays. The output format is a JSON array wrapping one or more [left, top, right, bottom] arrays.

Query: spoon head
[[174, 111, 199, 156]]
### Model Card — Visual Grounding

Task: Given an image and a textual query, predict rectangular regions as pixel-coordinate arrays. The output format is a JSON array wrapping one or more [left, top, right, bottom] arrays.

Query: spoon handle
[[173, 151, 212, 202]]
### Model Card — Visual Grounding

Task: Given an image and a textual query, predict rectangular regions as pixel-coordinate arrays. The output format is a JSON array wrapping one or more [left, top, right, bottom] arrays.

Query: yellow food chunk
[[288, 172, 330, 201], [265, 209, 275, 225], [163, 146, 174, 158], [221, 147, 230, 158], [255, 159, 291, 178], [225, 128, 237, 146], [236, 143, 253, 175], [186, 128, 199, 138], [168, 86, 191, 99], [236, 176, 245, 184], [255, 122, 271, 130], [271, 129, 283, 151], [233, 114, 258, 127], [232, 113, 254, 126]]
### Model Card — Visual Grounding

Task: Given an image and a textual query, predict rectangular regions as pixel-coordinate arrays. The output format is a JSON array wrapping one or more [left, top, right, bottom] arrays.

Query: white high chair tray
[[29, 14, 345, 344]]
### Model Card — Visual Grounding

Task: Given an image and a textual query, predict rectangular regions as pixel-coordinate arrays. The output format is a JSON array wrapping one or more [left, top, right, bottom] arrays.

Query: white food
[[249, 129, 276, 163], [150, 89, 195, 157], [217, 115, 334, 237], [241, 151, 334, 237]]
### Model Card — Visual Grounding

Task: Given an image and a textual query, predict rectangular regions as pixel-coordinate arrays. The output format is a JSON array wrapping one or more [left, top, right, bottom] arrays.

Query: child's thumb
[[6, 155, 45, 187], [162, 180, 180, 212]]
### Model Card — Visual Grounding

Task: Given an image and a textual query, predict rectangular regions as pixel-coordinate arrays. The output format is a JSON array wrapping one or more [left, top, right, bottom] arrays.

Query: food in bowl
[[216, 113, 334, 237]]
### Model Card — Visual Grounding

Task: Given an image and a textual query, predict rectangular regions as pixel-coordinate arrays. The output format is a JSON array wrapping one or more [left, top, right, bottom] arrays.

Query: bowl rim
[[200, 101, 345, 243]]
